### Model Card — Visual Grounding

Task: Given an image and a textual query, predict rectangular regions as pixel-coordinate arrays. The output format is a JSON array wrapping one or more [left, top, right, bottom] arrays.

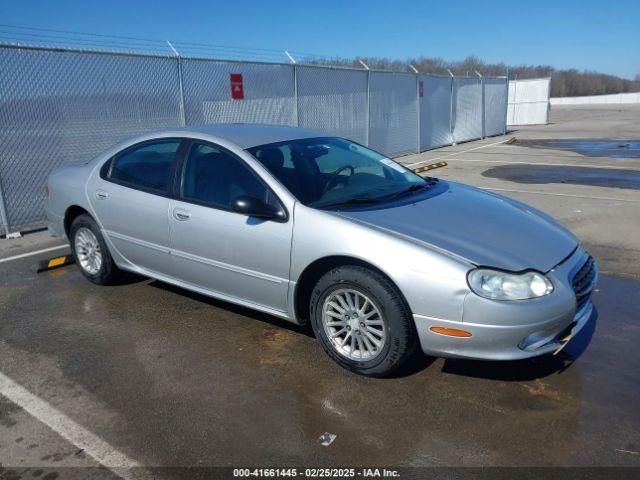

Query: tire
[[310, 265, 417, 377], [70, 214, 123, 285]]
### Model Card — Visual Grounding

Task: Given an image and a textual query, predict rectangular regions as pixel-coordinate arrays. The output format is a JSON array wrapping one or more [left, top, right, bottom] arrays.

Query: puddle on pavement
[[482, 164, 640, 190], [516, 139, 640, 158]]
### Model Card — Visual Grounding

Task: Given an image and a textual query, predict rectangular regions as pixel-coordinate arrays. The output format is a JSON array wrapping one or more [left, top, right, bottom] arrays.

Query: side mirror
[[231, 195, 286, 222]]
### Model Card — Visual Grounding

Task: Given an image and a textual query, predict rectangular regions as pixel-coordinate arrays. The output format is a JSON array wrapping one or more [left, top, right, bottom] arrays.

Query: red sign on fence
[[230, 73, 244, 100], [419, 80, 424, 97]]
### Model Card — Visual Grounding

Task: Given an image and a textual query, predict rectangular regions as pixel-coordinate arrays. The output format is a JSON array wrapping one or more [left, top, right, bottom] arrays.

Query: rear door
[[168, 140, 293, 313], [87, 138, 183, 276]]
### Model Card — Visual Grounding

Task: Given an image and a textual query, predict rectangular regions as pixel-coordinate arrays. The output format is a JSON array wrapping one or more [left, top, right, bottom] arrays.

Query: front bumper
[[414, 246, 598, 360]]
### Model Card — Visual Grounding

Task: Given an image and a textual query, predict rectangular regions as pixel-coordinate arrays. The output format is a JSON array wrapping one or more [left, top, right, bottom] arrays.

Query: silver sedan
[[45, 124, 598, 376]]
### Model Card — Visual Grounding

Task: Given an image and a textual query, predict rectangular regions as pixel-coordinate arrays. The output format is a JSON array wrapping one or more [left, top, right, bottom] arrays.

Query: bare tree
[[307, 55, 640, 97]]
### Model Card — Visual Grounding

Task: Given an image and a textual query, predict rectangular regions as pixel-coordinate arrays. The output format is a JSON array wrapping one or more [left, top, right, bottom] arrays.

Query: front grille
[[572, 255, 596, 311]]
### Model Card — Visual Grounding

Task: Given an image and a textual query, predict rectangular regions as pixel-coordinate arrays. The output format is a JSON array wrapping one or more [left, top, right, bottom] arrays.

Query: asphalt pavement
[[1, 104, 639, 479]]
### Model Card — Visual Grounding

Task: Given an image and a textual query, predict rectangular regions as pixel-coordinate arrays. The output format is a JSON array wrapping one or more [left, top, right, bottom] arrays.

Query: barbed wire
[[0, 23, 350, 64], [0, 23, 466, 74]]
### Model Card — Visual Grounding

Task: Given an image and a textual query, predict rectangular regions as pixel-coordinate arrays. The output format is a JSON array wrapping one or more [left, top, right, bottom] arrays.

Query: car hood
[[335, 181, 578, 272]]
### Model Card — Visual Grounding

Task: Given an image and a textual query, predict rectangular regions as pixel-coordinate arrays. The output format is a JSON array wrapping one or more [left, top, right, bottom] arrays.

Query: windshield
[[247, 137, 429, 209]]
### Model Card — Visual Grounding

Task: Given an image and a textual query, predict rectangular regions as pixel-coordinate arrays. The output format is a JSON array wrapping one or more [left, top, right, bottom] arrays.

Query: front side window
[[107, 140, 181, 194], [181, 142, 279, 210], [247, 137, 428, 209]]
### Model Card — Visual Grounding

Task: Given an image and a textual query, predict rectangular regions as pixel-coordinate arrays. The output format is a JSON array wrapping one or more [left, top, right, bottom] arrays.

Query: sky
[[1, 0, 639, 79]]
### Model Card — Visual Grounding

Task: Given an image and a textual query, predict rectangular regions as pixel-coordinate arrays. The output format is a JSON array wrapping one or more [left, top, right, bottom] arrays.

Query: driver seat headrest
[[258, 147, 285, 171]]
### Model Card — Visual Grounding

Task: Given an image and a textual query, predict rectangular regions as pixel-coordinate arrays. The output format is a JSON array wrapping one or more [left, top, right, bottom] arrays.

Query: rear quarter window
[[104, 140, 181, 194]]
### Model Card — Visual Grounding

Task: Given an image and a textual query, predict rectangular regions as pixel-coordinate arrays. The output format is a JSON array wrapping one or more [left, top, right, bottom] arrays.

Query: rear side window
[[107, 140, 181, 194], [181, 142, 278, 210]]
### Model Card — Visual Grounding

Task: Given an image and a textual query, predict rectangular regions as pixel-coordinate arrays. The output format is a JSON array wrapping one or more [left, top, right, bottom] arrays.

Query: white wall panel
[[507, 78, 550, 125], [550, 92, 640, 105]]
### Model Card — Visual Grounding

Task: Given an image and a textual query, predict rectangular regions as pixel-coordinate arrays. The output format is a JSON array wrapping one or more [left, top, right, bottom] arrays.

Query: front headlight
[[467, 269, 554, 300]]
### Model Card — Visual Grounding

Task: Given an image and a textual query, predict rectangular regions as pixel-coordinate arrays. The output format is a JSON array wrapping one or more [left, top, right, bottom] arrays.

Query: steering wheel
[[322, 165, 355, 196]]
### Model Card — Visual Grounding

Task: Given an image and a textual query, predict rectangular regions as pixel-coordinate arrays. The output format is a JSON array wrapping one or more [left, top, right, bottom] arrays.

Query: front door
[[168, 141, 293, 313]]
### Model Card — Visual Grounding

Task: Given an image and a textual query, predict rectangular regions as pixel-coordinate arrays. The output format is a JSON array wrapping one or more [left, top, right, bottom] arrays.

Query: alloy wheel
[[322, 288, 387, 361], [74, 227, 103, 275]]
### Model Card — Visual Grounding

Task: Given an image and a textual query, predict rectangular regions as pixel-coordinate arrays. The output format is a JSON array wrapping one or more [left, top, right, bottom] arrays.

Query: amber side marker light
[[430, 326, 473, 338]]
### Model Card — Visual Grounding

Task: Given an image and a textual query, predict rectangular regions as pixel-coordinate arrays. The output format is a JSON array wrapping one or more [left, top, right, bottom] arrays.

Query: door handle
[[173, 209, 191, 221], [95, 190, 109, 200]]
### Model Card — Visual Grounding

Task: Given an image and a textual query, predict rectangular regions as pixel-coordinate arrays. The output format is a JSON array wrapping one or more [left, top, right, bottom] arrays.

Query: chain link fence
[[368, 72, 420, 156], [0, 44, 508, 236], [296, 65, 369, 145], [419, 75, 454, 150], [452, 77, 483, 143], [0, 46, 183, 235], [484, 77, 509, 136], [182, 59, 295, 125]]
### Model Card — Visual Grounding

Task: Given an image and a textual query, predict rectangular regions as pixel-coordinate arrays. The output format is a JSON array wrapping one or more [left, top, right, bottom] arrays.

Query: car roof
[[174, 123, 329, 149]]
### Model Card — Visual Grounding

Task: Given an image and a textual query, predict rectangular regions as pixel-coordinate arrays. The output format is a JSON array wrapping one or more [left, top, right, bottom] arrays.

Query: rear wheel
[[310, 265, 417, 377], [70, 214, 123, 285]]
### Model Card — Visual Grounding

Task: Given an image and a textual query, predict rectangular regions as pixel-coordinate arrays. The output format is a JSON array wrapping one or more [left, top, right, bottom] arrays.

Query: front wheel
[[310, 265, 417, 377]]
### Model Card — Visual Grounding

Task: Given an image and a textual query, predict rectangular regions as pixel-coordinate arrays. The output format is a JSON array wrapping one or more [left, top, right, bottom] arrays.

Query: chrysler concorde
[[45, 124, 597, 376]]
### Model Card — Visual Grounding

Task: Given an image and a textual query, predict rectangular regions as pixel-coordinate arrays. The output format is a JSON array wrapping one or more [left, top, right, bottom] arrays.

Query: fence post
[[176, 57, 186, 126], [512, 74, 518, 126], [417, 75, 421, 153], [366, 69, 371, 147], [410, 64, 420, 154], [359, 60, 371, 147], [545, 75, 552, 124], [475, 71, 484, 138], [285, 51, 299, 127], [167, 41, 186, 126], [293, 63, 299, 127], [447, 69, 455, 145], [503, 76, 509, 135], [0, 172, 10, 237]]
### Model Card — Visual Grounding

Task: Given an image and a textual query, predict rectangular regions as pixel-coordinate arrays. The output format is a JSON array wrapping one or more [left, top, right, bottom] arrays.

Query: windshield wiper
[[319, 196, 383, 209], [380, 183, 429, 201], [320, 182, 434, 209]]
